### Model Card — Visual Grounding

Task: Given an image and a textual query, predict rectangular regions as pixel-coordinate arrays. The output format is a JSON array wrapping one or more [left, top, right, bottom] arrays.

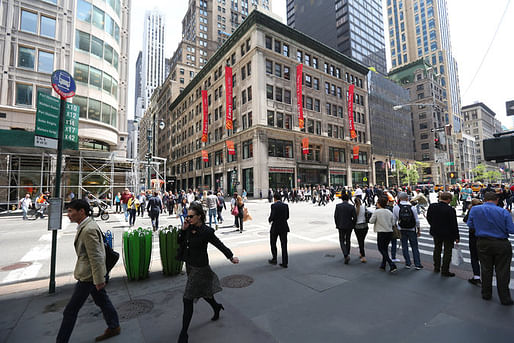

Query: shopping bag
[[451, 244, 464, 266], [231, 206, 239, 216]]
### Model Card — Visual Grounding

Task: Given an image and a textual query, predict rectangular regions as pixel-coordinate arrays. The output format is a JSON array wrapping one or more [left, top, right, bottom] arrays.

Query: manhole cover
[[1, 262, 32, 271], [309, 221, 328, 225], [220, 274, 254, 288], [117, 299, 153, 320]]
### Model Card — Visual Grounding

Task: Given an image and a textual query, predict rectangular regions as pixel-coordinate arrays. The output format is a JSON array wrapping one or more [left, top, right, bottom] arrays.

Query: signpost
[[48, 70, 76, 294]]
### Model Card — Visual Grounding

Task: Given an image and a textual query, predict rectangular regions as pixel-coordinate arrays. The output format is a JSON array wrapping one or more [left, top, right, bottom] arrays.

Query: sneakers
[[95, 327, 121, 341], [441, 271, 456, 277], [390, 266, 398, 273], [344, 256, 350, 264], [468, 278, 481, 286], [215, 224, 219, 230], [268, 259, 277, 265], [404, 264, 411, 269], [360, 256, 367, 263], [391, 258, 400, 263], [415, 265, 424, 270]]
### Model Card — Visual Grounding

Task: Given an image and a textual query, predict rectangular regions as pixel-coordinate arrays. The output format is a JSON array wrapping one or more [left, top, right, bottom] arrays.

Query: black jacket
[[427, 201, 459, 240], [147, 196, 162, 213], [268, 201, 290, 233], [334, 201, 357, 230], [177, 224, 233, 267]]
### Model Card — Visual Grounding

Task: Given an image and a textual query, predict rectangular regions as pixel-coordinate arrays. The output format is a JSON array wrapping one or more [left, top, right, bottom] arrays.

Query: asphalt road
[[1, 196, 513, 288]]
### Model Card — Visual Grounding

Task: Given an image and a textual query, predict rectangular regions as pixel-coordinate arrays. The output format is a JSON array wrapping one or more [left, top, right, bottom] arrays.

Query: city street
[[1, 196, 513, 288]]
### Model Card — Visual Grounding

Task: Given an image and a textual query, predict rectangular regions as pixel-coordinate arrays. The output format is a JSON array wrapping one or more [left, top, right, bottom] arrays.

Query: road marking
[[2, 262, 43, 284]]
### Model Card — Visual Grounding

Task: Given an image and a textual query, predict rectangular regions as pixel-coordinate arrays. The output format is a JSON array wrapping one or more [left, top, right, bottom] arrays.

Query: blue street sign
[[51, 70, 76, 99]]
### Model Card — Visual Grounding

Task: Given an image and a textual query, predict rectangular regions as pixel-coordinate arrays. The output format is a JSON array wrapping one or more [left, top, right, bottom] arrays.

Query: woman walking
[[177, 203, 239, 343], [127, 194, 139, 227], [354, 197, 369, 263], [235, 195, 244, 233], [114, 192, 121, 213], [369, 197, 397, 273]]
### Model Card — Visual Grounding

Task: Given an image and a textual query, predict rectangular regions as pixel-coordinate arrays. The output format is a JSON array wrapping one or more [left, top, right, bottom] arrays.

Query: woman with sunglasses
[[177, 203, 239, 343]]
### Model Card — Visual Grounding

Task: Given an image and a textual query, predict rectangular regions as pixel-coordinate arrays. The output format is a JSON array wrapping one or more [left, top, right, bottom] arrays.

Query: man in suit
[[57, 200, 120, 342], [334, 193, 357, 264], [146, 191, 162, 231], [427, 192, 460, 277], [268, 192, 290, 268]]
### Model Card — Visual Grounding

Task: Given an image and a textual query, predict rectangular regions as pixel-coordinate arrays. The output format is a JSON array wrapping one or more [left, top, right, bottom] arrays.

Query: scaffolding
[[0, 150, 166, 211]]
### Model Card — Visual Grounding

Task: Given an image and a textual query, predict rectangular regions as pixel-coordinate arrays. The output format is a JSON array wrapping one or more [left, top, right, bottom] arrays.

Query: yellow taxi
[[471, 183, 483, 193], [434, 184, 443, 192]]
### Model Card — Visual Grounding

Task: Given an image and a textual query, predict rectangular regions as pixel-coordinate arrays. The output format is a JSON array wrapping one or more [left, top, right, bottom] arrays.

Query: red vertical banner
[[226, 140, 235, 155], [202, 150, 209, 162], [302, 137, 309, 154], [225, 66, 233, 130], [296, 64, 304, 129], [201, 90, 208, 142], [353, 145, 359, 160], [348, 84, 357, 139]]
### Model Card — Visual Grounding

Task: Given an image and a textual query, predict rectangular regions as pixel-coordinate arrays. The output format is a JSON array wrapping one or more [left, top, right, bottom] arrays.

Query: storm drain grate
[[117, 299, 154, 320], [221, 274, 254, 288], [1, 262, 32, 271]]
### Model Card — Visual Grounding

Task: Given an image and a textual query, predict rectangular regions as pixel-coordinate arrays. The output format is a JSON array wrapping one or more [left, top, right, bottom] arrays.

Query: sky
[[127, 0, 514, 128]]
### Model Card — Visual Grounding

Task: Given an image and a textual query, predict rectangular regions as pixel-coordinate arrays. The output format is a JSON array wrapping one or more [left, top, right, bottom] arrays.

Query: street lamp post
[[146, 128, 152, 190]]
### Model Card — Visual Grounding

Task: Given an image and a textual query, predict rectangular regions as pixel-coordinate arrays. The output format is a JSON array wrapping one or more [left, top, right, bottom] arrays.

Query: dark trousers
[[128, 209, 136, 226], [468, 230, 481, 277], [217, 208, 224, 222], [354, 227, 368, 257], [433, 236, 454, 272], [338, 228, 353, 257], [235, 215, 243, 232], [377, 232, 395, 268], [115, 202, 121, 213], [270, 230, 288, 265], [477, 238, 513, 302], [138, 204, 145, 217], [149, 210, 160, 229], [56, 281, 119, 343]]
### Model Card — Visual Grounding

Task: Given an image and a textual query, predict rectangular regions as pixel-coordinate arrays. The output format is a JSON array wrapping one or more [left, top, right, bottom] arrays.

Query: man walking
[[206, 190, 219, 230], [56, 200, 120, 342], [393, 192, 423, 270], [467, 192, 514, 305], [334, 193, 357, 264], [19, 193, 32, 220], [146, 191, 162, 231], [427, 192, 460, 277], [120, 189, 131, 222], [217, 192, 226, 224], [268, 192, 290, 268]]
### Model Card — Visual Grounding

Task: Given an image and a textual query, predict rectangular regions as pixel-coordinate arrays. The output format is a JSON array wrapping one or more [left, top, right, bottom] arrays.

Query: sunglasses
[[186, 214, 197, 219]]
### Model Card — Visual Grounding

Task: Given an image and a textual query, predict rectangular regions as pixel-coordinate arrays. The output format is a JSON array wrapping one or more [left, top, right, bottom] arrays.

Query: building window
[[91, 36, 104, 58], [267, 110, 274, 126], [265, 35, 272, 49], [38, 50, 54, 73], [421, 143, 430, 150], [303, 145, 321, 161], [275, 87, 283, 102], [296, 50, 303, 63], [89, 66, 102, 88], [268, 139, 293, 158], [18, 46, 35, 69], [314, 99, 320, 112], [274, 40, 281, 53], [77, 0, 92, 23], [243, 140, 253, 159], [20, 10, 37, 33], [92, 6, 105, 30], [15, 83, 33, 106], [76, 30, 90, 52], [283, 43, 289, 57], [284, 66, 290, 80], [40, 16, 56, 38], [313, 77, 319, 90], [266, 84, 273, 100]]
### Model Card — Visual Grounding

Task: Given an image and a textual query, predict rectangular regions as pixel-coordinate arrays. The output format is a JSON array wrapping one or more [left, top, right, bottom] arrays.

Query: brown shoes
[[95, 326, 121, 341]]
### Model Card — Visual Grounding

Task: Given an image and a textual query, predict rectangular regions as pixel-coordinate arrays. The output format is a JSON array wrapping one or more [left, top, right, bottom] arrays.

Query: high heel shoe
[[177, 332, 188, 343], [211, 304, 224, 321]]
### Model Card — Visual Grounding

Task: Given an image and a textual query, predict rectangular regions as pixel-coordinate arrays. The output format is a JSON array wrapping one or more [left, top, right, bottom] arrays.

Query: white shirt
[[354, 188, 363, 197]]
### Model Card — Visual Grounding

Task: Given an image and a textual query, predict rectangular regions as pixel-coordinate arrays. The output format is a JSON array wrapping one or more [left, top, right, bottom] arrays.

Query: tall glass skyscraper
[[287, 0, 387, 74]]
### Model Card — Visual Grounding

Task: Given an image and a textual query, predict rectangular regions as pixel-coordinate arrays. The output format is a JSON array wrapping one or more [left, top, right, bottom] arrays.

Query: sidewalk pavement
[[1, 240, 513, 343]]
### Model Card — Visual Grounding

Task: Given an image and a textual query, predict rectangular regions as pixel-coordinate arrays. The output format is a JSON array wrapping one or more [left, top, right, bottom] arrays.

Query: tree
[[484, 170, 501, 183], [472, 164, 486, 182], [392, 161, 419, 185], [415, 161, 430, 183]]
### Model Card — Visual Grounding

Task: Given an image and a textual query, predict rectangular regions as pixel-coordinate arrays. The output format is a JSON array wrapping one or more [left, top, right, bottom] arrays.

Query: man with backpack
[[393, 192, 423, 270]]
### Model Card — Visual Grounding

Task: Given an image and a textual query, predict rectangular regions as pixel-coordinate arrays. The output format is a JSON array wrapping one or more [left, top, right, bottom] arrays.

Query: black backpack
[[398, 204, 416, 228]]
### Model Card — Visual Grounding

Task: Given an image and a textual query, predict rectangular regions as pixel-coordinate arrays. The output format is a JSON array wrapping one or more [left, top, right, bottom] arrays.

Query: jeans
[[400, 230, 421, 267], [477, 238, 513, 302], [208, 208, 218, 227], [22, 207, 28, 220], [377, 232, 395, 269], [468, 230, 481, 277], [180, 214, 186, 227], [270, 231, 288, 265], [122, 203, 128, 221], [217, 208, 224, 222], [338, 228, 353, 257], [390, 239, 397, 259], [354, 227, 368, 257], [138, 204, 145, 217], [128, 209, 136, 226], [433, 236, 454, 272], [149, 210, 160, 230], [56, 281, 119, 343]]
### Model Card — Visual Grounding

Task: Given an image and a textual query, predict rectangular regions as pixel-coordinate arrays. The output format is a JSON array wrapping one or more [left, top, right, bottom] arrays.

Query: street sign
[[47, 198, 63, 230], [363, 177, 368, 182], [445, 162, 455, 166], [506, 100, 514, 116], [51, 70, 76, 98], [34, 135, 58, 149], [35, 91, 60, 139], [64, 102, 79, 143]]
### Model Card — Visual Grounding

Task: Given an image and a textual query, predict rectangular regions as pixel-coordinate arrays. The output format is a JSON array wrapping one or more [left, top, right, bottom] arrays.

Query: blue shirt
[[467, 203, 514, 239]]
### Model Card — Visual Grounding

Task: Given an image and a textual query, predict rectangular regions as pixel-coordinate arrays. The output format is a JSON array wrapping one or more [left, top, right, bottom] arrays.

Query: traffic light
[[434, 132, 441, 149], [447, 171, 456, 180], [145, 152, 152, 160]]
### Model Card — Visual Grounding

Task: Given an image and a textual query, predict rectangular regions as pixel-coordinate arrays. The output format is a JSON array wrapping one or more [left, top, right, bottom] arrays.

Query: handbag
[[231, 206, 239, 216], [101, 231, 120, 273], [451, 244, 464, 266], [392, 225, 401, 240]]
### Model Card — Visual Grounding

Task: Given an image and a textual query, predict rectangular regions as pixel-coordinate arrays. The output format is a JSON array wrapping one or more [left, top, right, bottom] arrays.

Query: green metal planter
[[159, 226, 183, 276], [122, 227, 153, 280]]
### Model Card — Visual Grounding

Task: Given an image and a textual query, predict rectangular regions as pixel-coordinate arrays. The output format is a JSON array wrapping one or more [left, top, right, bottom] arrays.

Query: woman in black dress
[[177, 203, 239, 343]]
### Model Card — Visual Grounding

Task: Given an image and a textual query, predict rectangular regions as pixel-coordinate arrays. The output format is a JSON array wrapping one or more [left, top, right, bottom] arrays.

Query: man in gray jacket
[[57, 200, 120, 343]]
